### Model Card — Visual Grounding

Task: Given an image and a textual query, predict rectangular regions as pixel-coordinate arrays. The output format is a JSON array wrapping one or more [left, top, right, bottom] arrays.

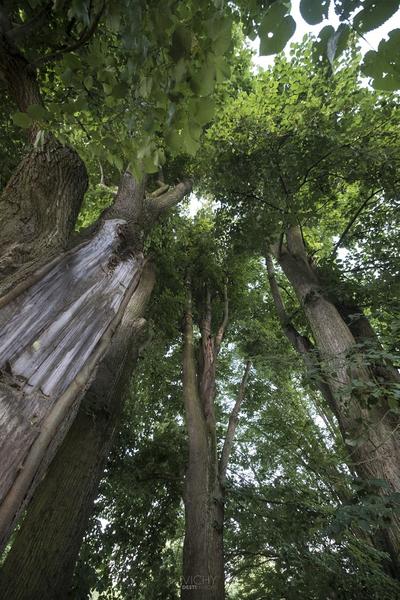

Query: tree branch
[[219, 360, 251, 486], [148, 179, 192, 214], [331, 188, 383, 258], [34, 2, 105, 66], [214, 281, 229, 356]]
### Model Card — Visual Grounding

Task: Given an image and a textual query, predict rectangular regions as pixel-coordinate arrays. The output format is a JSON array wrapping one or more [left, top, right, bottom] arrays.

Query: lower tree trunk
[[182, 452, 225, 600], [181, 289, 225, 600], [0, 265, 155, 599], [274, 226, 400, 573], [0, 220, 143, 550], [0, 400, 120, 600]]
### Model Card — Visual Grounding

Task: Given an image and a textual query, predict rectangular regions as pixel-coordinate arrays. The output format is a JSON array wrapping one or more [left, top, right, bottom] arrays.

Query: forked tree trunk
[[0, 167, 191, 552], [0, 266, 155, 600], [272, 225, 400, 572], [181, 285, 249, 600]]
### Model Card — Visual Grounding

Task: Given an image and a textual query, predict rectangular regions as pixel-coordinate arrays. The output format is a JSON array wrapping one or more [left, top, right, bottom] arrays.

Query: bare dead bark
[[0, 265, 155, 600], [0, 166, 192, 553], [0, 220, 144, 549]]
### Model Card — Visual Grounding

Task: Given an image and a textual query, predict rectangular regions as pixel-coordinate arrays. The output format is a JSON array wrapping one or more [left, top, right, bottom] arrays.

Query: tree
[[0, 0, 253, 589], [198, 40, 400, 570]]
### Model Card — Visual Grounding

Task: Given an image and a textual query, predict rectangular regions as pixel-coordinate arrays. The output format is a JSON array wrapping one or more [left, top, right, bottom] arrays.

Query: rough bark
[[265, 254, 338, 418], [181, 286, 212, 599], [181, 285, 247, 600], [0, 265, 155, 600], [0, 29, 88, 293], [272, 225, 400, 573]]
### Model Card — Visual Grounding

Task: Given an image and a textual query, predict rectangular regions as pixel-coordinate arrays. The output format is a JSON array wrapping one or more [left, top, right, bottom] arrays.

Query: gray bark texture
[[0, 264, 155, 600], [0, 171, 191, 553]]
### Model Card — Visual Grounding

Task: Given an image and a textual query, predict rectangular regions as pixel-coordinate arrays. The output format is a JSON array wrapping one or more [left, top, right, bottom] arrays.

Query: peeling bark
[[0, 219, 143, 549], [0, 163, 191, 568], [0, 265, 155, 600]]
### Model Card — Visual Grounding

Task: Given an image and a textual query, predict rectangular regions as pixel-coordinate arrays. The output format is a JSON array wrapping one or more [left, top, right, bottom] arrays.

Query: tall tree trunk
[[181, 286, 213, 599], [0, 265, 155, 600], [181, 284, 248, 600], [272, 225, 400, 572]]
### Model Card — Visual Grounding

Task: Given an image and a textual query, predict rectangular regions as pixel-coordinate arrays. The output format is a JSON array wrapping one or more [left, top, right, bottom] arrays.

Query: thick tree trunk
[[0, 266, 155, 600], [273, 226, 400, 572], [0, 220, 143, 550], [0, 168, 191, 553], [0, 31, 88, 294]]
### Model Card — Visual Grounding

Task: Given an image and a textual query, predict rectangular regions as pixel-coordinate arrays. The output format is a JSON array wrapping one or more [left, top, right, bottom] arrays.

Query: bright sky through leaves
[[251, 0, 400, 69]]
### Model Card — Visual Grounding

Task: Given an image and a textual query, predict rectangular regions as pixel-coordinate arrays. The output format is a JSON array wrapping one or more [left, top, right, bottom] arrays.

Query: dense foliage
[[1, 2, 400, 599]]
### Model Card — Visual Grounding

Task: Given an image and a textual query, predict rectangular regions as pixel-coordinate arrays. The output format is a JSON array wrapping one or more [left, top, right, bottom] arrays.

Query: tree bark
[[272, 225, 400, 573], [0, 265, 155, 600], [0, 169, 191, 552], [0, 29, 88, 293], [181, 285, 248, 600]]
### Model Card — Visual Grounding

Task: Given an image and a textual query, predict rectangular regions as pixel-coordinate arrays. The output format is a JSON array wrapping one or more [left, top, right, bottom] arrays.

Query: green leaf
[[83, 75, 94, 90], [12, 112, 32, 128], [362, 29, 400, 90], [353, 0, 400, 34], [312, 24, 334, 61], [170, 25, 192, 62], [327, 23, 350, 66], [26, 104, 49, 121], [190, 61, 216, 96], [112, 82, 129, 99], [165, 129, 183, 153], [191, 98, 216, 125], [300, 0, 330, 25], [259, 2, 296, 56]]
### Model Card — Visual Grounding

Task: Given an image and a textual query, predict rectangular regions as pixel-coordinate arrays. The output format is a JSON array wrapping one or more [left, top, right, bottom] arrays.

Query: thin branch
[[243, 193, 284, 213], [150, 183, 170, 198], [35, 2, 105, 66], [214, 281, 229, 355], [331, 188, 383, 258], [219, 360, 251, 486]]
